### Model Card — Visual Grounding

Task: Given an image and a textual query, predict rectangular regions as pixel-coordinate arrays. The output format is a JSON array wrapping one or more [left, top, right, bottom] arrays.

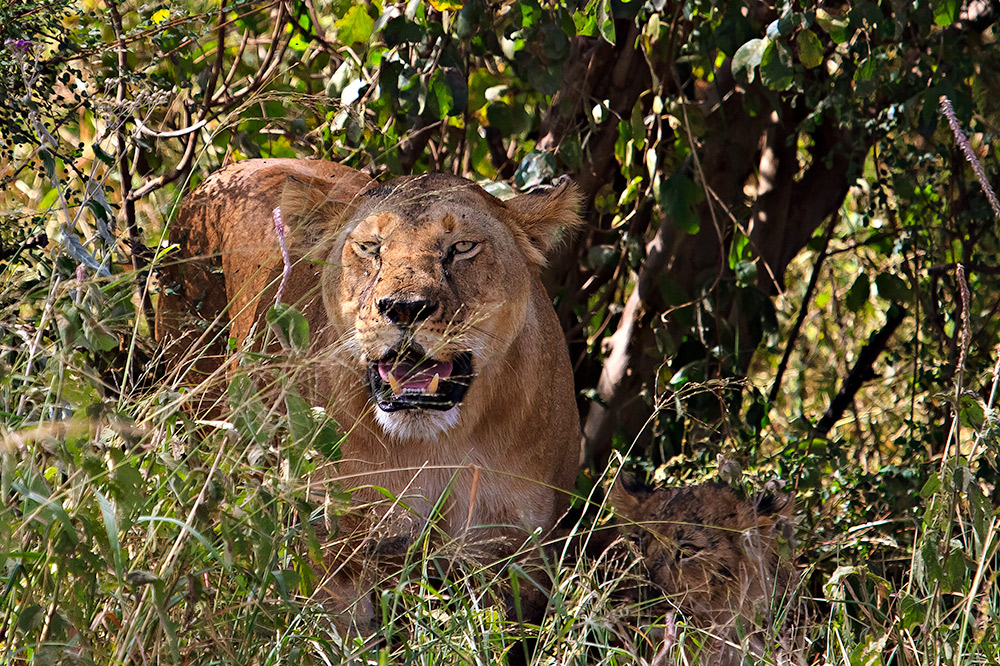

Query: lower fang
[[388, 374, 402, 395], [428, 373, 440, 394]]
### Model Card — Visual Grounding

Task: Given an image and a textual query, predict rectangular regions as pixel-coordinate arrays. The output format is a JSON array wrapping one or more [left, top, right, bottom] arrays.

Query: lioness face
[[324, 174, 551, 440]]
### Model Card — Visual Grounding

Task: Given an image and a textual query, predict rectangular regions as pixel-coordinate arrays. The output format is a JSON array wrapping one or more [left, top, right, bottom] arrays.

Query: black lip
[[366, 351, 474, 412]]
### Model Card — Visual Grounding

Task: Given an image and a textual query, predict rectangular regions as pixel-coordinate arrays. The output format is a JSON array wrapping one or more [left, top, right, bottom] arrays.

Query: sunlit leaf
[[815, 8, 850, 43], [932, 0, 958, 26], [429, 0, 464, 10], [796, 29, 824, 68], [732, 37, 768, 84], [336, 5, 375, 45]]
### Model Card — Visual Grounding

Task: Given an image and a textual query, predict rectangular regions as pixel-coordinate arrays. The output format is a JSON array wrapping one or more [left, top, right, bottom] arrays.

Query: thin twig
[[16, 277, 62, 417], [941, 264, 972, 469], [769, 215, 837, 403]]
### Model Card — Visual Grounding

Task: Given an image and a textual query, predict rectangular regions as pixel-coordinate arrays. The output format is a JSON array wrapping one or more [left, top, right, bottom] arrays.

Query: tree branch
[[813, 305, 907, 438], [108, 1, 151, 328]]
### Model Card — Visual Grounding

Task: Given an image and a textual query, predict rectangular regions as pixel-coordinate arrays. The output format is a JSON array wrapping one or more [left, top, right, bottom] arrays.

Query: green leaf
[[40, 148, 56, 181], [919, 475, 941, 499], [228, 373, 272, 445], [845, 273, 870, 312], [853, 57, 878, 98], [93, 143, 115, 166], [269, 569, 301, 601], [899, 593, 926, 631], [336, 5, 375, 45], [382, 16, 423, 45], [85, 197, 112, 224], [558, 134, 583, 170], [430, 0, 463, 9], [112, 463, 145, 508], [526, 64, 562, 96], [514, 151, 556, 190], [82, 313, 119, 352], [429, 74, 454, 117], [136, 516, 226, 568], [943, 551, 968, 592], [735, 260, 758, 287], [486, 102, 531, 135], [959, 394, 986, 429], [932, 0, 958, 26], [875, 273, 911, 303], [796, 29, 824, 69], [284, 387, 343, 461], [285, 389, 316, 452], [760, 41, 794, 91], [314, 416, 344, 461], [95, 490, 124, 582], [597, 0, 615, 43], [267, 303, 310, 350], [815, 8, 850, 43], [574, 10, 597, 37], [587, 244, 618, 270], [732, 38, 768, 84], [594, 184, 617, 215], [289, 33, 310, 52], [539, 23, 570, 62], [658, 172, 702, 235]]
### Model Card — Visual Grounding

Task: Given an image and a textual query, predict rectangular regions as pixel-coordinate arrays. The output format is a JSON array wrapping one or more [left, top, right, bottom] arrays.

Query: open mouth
[[366, 349, 474, 412]]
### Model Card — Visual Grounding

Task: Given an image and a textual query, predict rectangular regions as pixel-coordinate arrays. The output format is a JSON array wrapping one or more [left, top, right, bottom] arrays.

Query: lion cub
[[609, 481, 798, 666]]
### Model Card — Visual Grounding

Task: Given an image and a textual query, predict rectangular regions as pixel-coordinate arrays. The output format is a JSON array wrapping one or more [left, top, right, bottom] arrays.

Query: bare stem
[[272, 206, 291, 307]]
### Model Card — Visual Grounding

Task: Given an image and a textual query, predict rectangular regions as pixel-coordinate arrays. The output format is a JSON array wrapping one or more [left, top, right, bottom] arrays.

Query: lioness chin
[[156, 158, 582, 631]]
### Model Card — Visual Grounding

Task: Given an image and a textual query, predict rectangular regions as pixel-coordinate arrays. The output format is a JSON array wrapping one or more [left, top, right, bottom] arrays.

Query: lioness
[[609, 481, 797, 666], [156, 158, 582, 626]]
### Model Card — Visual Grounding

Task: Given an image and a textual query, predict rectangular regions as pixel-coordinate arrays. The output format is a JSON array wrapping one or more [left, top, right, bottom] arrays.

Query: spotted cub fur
[[610, 481, 797, 665]]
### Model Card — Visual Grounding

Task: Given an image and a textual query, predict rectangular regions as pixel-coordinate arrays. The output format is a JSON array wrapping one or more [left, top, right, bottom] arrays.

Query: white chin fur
[[374, 406, 461, 440]]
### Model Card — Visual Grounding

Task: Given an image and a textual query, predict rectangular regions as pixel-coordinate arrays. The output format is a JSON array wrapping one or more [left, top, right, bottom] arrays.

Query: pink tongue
[[378, 358, 454, 390]]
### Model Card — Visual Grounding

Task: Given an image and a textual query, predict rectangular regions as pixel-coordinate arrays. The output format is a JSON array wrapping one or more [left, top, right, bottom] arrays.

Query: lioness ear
[[279, 175, 359, 248], [506, 176, 584, 265]]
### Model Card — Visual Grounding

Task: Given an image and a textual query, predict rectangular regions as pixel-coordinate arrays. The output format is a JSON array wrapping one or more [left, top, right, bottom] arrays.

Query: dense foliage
[[2, 0, 999, 663]]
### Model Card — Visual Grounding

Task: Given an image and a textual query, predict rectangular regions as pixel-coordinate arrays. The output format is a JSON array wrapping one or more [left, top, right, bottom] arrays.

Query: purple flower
[[4, 39, 33, 53]]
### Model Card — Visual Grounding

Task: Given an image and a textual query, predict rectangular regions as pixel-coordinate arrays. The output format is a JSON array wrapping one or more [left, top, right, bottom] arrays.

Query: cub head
[[282, 172, 581, 440], [609, 481, 794, 620]]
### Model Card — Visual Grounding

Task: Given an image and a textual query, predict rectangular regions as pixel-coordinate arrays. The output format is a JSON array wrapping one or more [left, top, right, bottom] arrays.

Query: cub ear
[[755, 489, 794, 518], [754, 490, 795, 543], [607, 474, 652, 523], [505, 176, 584, 265], [279, 174, 364, 248]]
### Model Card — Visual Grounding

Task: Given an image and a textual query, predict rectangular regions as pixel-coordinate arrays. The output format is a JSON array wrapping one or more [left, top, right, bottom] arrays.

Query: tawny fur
[[610, 482, 798, 666], [156, 159, 582, 629]]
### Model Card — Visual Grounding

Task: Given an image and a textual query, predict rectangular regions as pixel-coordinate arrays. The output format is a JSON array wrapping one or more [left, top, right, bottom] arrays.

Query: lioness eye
[[451, 240, 478, 255]]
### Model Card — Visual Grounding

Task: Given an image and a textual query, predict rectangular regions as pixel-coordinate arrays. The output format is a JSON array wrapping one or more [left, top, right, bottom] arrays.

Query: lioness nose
[[377, 297, 439, 326]]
